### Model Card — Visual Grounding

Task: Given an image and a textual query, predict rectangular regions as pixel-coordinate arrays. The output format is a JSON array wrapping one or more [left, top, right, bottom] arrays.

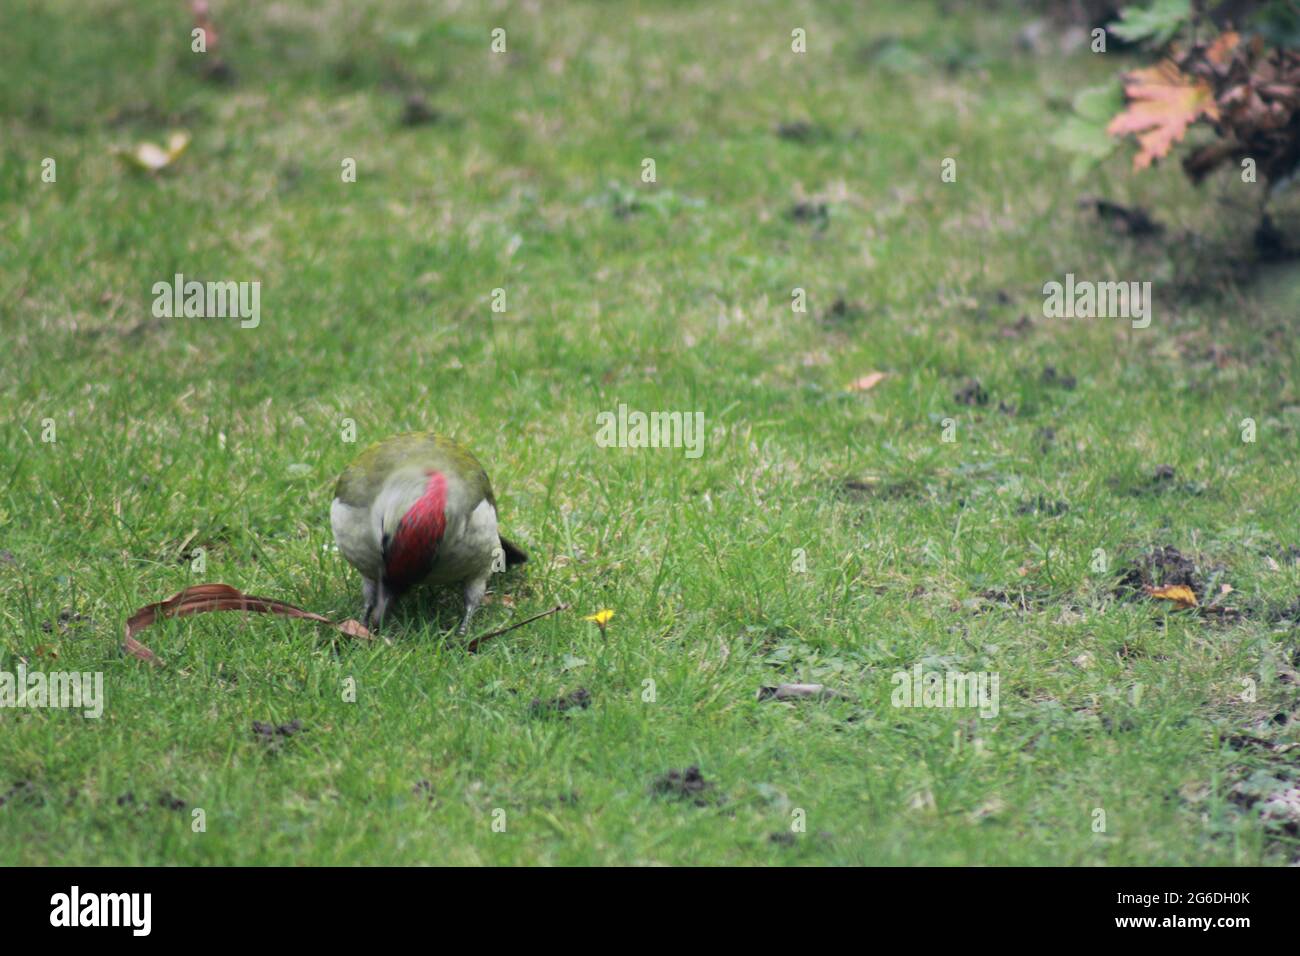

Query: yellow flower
[[583, 609, 614, 627]]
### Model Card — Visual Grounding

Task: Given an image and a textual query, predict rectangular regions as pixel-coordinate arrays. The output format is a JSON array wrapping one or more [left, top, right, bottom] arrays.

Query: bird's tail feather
[[499, 535, 528, 567]]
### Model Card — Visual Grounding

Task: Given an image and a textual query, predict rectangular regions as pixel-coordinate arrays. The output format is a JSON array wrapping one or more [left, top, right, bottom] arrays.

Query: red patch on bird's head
[[383, 471, 447, 591]]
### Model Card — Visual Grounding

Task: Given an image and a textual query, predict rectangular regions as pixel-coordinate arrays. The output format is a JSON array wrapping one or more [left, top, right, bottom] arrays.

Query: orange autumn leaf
[[1145, 584, 1198, 610], [1107, 61, 1219, 171], [847, 372, 887, 392], [1205, 30, 1240, 69]]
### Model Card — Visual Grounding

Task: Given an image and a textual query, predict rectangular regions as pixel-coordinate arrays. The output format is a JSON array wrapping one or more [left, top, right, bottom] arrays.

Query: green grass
[[2, 0, 1299, 865]]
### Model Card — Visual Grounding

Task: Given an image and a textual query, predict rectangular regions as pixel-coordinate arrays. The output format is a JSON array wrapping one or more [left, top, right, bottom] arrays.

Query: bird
[[330, 432, 527, 632]]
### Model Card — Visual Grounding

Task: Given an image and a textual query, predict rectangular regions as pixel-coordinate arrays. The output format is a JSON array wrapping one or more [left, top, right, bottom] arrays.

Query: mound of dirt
[[1115, 546, 1201, 601]]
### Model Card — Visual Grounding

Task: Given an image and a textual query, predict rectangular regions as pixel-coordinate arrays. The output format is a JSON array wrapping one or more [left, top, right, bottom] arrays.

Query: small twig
[[465, 603, 570, 653]]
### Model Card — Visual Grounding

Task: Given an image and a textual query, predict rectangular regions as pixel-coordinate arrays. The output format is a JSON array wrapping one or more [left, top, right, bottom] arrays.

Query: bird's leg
[[458, 574, 488, 635], [362, 578, 378, 626], [363, 578, 392, 630]]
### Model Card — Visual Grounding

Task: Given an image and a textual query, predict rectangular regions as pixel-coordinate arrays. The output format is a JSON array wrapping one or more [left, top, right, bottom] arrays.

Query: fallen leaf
[[847, 372, 887, 392], [1205, 30, 1240, 69], [117, 131, 191, 174], [1107, 61, 1219, 170], [1144, 583, 1198, 609], [123, 583, 374, 665]]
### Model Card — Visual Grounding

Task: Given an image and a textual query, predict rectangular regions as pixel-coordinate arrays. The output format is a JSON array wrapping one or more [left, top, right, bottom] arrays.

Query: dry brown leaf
[[1144, 583, 1199, 610], [847, 372, 887, 392], [1108, 61, 1219, 170], [122, 583, 375, 665]]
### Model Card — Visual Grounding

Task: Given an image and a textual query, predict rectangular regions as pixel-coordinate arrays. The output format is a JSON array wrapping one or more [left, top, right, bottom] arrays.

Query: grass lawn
[[2, 0, 1300, 865]]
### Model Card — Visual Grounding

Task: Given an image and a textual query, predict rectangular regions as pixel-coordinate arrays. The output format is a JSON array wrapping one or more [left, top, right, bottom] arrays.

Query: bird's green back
[[333, 432, 494, 507]]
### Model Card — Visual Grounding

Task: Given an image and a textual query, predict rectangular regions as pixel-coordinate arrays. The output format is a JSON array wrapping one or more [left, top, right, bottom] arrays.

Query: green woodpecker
[[331, 432, 527, 632]]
